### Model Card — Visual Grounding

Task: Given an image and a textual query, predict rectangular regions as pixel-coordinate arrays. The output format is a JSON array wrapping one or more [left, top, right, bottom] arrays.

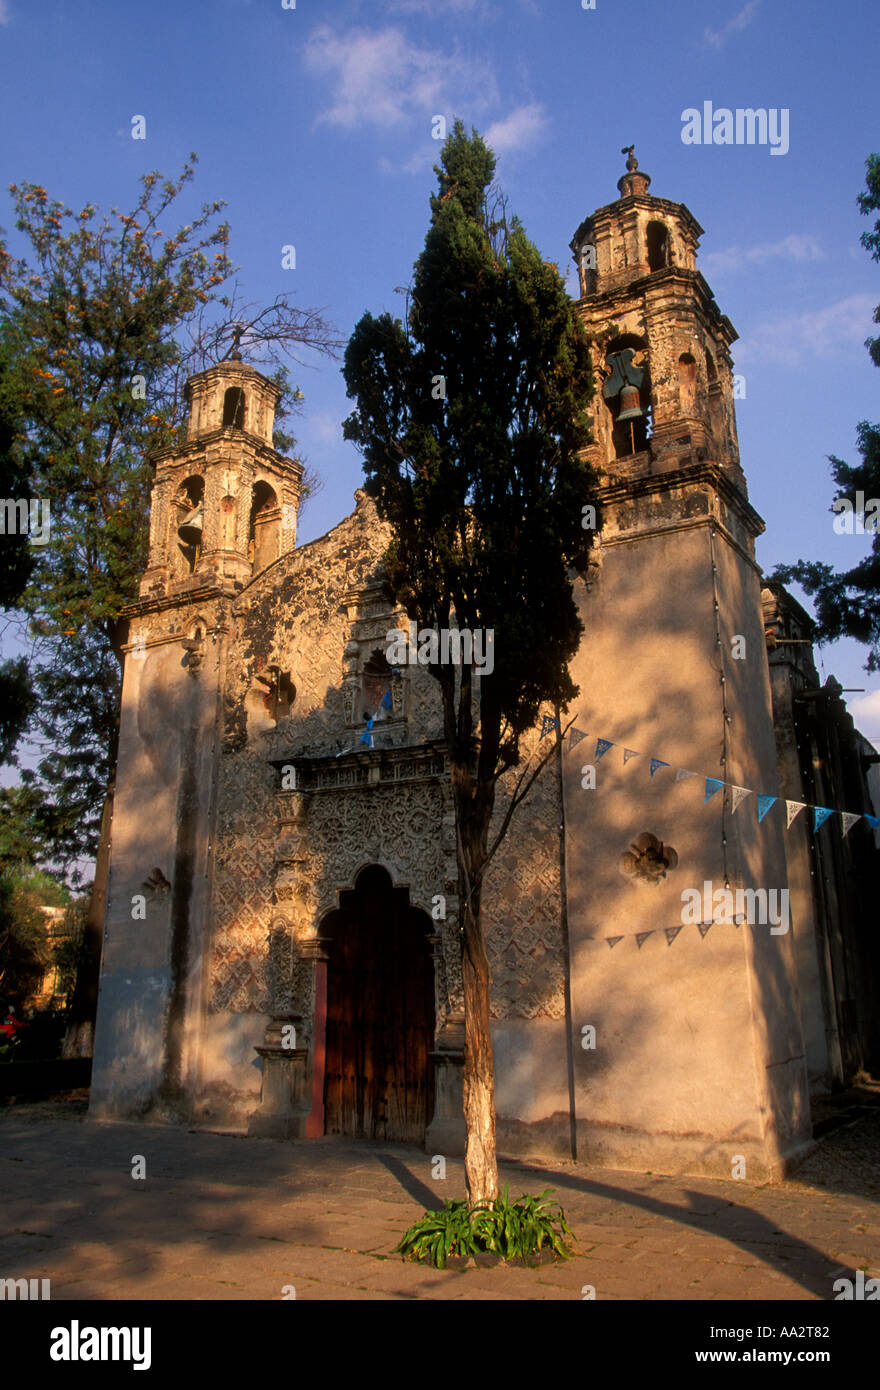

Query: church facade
[[89, 158, 880, 1180]]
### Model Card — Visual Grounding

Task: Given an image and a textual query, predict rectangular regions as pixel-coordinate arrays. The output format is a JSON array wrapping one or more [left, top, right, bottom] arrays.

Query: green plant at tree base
[[394, 1186, 574, 1269]]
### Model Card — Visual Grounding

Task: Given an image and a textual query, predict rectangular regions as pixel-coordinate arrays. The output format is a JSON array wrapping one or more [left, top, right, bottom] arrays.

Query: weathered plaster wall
[[561, 495, 810, 1177], [91, 609, 222, 1121]]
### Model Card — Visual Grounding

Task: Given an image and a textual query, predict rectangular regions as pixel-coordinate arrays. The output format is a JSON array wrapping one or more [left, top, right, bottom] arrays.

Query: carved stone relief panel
[[275, 777, 463, 1022]]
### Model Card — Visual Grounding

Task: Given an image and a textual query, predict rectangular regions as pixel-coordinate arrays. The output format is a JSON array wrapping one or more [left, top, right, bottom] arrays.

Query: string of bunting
[[599, 917, 750, 950], [538, 715, 880, 838]]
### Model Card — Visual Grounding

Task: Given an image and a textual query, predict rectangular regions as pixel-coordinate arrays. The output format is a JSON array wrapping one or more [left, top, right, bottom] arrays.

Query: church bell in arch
[[616, 382, 644, 423], [177, 503, 204, 548]]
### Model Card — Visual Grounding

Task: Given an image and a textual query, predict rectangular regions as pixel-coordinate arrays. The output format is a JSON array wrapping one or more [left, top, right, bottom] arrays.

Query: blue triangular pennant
[[757, 794, 777, 823], [594, 738, 614, 761], [541, 714, 561, 739], [704, 778, 725, 802], [864, 814, 880, 830], [649, 759, 670, 778], [813, 806, 834, 831], [360, 717, 374, 747]]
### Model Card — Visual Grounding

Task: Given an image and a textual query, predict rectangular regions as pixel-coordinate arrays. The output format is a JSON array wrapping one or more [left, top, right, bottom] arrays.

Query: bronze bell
[[177, 503, 204, 547], [616, 383, 644, 422]]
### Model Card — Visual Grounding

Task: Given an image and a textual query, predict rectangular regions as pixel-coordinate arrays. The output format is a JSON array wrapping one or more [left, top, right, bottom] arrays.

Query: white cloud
[[703, 0, 760, 52], [304, 24, 496, 131], [701, 233, 824, 278], [848, 689, 880, 750], [379, 146, 438, 176], [736, 294, 876, 367], [385, 0, 487, 11], [483, 102, 549, 156], [303, 412, 344, 447]]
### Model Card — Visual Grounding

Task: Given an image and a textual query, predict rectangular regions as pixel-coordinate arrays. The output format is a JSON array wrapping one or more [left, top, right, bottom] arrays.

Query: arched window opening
[[222, 386, 246, 430], [175, 475, 204, 574], [362, 649, 394, 724], [647, 221, 669, 272], [603, 337, 651, 459], [248, 480, 279, 575], [677, 353, 697, 417], [705, 350, 718, 384]]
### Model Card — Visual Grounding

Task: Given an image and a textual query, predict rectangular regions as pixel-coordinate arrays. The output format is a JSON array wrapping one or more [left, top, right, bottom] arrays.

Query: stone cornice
[[269, 739, 450, 792], [121, 583, 235, 620], [575, 268, 738, 346], [598, 460, 765, 538], [149, 428, 301, 474]]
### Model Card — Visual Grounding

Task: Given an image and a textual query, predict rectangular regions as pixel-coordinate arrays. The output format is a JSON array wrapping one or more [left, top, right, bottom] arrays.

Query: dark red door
[[323, 867, 434, 1143]]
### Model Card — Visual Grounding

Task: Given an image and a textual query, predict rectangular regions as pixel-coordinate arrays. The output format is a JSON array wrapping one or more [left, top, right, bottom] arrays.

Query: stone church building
[[90, 157, 880, 1179]]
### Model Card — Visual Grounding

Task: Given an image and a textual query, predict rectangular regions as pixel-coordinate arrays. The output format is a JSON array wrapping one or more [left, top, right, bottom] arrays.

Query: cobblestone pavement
[[1, 1095, 878, 1301]]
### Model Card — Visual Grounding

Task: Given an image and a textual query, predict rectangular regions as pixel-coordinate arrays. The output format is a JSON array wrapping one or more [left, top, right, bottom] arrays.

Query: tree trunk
[[62, 782, 114, 1059], [460, 886, 499, 1207], [456, 778, 499, 1208]]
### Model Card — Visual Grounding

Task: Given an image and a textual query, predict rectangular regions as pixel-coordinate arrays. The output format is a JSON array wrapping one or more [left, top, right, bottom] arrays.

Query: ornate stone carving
[[267, 915, 298, 1015]]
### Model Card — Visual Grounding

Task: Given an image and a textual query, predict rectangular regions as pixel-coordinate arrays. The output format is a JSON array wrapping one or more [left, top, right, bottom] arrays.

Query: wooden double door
[[323, 866, 435, 1144]]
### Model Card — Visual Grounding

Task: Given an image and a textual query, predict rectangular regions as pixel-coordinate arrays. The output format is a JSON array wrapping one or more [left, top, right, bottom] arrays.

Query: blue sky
[[1, 0, 879, 743]]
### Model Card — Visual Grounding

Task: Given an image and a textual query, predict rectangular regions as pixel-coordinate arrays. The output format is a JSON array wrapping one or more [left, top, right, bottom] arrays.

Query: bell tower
[[140, 347, 303, 599], [559, 151, 812, 1179], [91, 350, 303, 1126], [570, 147, 744, 491]]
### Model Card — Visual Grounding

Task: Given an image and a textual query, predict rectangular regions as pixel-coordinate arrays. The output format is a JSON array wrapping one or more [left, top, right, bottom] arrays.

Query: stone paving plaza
[[2, 1094, 878, 1301]]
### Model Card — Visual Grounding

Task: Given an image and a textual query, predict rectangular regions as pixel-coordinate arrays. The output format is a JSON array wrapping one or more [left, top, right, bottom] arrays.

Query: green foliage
[[773, 154, 880, 670], [52, 898, 87, 1007], [0, 337, 35, 764], [0, 157, 234, 865], [394, 1185, 574, 1269], [0, 870, 52, 1010], [0, 156, 336, 873], [858, 152, 880, 366]]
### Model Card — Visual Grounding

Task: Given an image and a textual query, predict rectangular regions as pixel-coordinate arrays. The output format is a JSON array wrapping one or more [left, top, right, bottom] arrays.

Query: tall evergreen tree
[[343, 123, 598, 1205], [774, 154, 880, 668]]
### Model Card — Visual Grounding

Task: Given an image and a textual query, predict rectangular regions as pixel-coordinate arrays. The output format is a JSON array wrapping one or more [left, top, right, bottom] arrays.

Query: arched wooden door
[[323, 866, 435, 1144]]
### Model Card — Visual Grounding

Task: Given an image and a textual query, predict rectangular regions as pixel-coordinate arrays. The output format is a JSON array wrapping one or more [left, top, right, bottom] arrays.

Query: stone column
[[300, 936, 332, 1138]]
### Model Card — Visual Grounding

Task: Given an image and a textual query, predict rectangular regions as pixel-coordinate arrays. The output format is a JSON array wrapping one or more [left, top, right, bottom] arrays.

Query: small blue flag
[[649, 759, 670, 778], [813, 806, 834, 831], [595, 738, 614, 761], [757, 794, 777, 823], [381, 688, 393, 711], [704, 778, 725, 802]]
